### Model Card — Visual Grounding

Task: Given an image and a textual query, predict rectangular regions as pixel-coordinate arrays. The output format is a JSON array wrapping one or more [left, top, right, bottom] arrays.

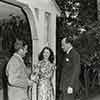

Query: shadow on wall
[[2, 63, 8, 100], [2, 56, 10, 100]]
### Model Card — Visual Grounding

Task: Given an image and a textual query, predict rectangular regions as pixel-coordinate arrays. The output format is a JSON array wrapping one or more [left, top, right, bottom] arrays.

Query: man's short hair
[[14, 38, 27, 52], [64, 36, 73, 44]]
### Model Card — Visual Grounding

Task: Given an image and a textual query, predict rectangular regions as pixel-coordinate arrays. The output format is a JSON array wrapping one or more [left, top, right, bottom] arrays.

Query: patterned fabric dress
[[37, 60, 55, 100]]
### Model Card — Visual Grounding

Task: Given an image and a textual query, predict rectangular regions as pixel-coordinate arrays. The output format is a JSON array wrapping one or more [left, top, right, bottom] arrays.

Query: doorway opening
[[0, 1, 32, 100]]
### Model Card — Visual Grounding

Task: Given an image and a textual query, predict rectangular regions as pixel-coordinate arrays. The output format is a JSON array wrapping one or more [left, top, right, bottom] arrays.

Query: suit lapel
[[14, 55, 27, 74]]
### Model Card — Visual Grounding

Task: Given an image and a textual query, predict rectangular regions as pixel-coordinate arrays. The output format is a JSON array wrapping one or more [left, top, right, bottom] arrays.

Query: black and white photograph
[[0, 0, 99, 100]]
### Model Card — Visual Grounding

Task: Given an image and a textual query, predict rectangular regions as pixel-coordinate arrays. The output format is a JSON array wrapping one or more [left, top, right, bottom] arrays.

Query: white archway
[[1, 0, 38, 64], [0, 0, 60, 100]]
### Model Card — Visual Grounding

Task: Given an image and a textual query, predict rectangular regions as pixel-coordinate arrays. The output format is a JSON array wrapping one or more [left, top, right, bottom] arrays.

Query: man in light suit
[[60, 37, 80, 100], [6, 39, 33, 100]]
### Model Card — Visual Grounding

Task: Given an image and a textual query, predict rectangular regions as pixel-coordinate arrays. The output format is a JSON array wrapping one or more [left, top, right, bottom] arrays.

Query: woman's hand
[[30, 73, 39, 84], [33, 64, 40, 74]]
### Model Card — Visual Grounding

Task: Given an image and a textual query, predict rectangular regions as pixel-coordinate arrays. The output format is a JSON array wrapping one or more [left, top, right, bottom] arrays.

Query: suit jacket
[[6, 53, 29, 100], [60, 48, 80, 94]]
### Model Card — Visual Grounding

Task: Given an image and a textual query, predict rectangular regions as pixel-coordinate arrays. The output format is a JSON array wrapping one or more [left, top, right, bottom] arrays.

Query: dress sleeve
[[51, 64, 56, 99]]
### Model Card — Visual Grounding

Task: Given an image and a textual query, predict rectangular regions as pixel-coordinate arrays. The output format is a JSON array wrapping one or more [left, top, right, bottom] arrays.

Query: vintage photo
[[0, 0, 99, 100], [0, 0, 57, 100]]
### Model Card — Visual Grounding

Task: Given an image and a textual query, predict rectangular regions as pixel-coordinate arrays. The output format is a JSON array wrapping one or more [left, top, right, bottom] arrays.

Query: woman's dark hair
[[38, 46, 54, 63]]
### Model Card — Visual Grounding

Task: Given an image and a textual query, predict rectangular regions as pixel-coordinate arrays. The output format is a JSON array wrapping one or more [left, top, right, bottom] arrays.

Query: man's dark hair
[[14, 38, 27, 52], [64, 36, 73, 44], [38, 46, 54, 63]]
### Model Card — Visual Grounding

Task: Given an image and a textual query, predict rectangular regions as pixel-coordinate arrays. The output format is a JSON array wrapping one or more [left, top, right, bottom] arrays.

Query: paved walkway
[[0, 89, 100, 100], [87, 95, 100, 100]]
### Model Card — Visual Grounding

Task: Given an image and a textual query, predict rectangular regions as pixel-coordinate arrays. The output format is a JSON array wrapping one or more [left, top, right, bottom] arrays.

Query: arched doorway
[[0, 1, 60, 100], [1, 0, 38, 63], [0, 1, 33, 100]]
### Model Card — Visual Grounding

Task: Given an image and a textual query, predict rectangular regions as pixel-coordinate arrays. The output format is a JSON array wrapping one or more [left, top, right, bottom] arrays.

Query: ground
[[88, 95, 100, 100], [0, 88, 100, 100]]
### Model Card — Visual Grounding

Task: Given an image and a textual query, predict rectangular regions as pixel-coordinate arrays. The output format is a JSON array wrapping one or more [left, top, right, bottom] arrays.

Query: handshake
[[30, 73, 39, 84], [28, 80, 33, 87], [27, 73, 39, 87], [30, 66, 40, 84]]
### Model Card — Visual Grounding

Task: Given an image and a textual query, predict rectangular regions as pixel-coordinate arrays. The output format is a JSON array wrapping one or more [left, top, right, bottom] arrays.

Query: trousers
[[59, 91, 75, 100]]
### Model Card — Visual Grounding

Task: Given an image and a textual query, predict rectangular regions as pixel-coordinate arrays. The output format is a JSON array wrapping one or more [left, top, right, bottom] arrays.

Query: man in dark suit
[[60, 37, 80, 100]]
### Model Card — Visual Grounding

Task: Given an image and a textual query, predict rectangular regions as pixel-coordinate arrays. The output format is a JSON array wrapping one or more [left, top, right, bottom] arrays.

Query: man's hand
[[28, 80, 33, 87], [67, 86, 73, 94], [30, 74, 39, 83]]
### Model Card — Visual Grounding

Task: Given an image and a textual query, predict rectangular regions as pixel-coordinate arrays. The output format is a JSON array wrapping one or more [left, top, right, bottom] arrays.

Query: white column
[[43, 12, 49, 45], [49, 13, 56, 100], [49, 14, 56, 55], [38, 10, 46, 52], [23, 7, 39, 100], [97, 0, 100, 20]]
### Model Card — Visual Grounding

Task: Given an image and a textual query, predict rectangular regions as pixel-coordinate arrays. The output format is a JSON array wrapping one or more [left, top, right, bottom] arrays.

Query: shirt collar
[[67, 47, 73, 54], [14, 53, 23, 62]]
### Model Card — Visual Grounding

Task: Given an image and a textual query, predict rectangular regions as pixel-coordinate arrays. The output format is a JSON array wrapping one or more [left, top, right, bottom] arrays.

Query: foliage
[[0, 14, 32, 54], [56, 0, 99, 66]]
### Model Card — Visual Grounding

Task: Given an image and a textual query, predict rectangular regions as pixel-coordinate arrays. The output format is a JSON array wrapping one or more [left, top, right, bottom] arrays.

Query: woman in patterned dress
[[37, 46, 55, 100]]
